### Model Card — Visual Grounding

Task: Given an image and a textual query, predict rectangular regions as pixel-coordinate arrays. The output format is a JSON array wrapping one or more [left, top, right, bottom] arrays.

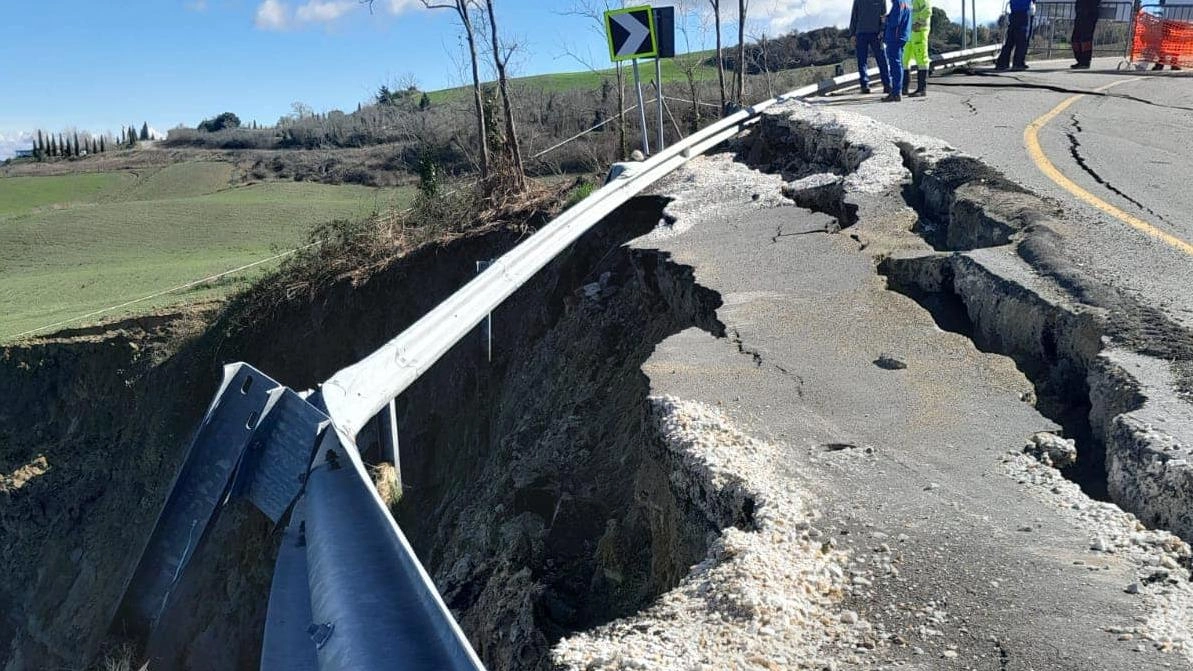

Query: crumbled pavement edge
[[552, 397, 879, 670], [1004, 450, 1193, 659], [556, 100, 1193, 667]]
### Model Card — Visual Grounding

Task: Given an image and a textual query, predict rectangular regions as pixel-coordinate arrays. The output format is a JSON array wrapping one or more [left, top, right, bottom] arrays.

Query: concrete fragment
[[1025, 432, 1079, 469]]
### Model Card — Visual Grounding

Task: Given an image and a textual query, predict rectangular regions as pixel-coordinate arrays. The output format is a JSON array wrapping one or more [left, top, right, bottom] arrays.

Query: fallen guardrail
[[117, 43, 1002, 671]]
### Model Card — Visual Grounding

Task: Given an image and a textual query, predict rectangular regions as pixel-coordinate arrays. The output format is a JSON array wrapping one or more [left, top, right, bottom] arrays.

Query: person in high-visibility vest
[[902, 0, 932, 96]]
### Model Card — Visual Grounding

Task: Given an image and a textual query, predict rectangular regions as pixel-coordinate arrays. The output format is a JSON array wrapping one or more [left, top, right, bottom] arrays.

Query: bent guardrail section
[[118, 44, 1002, 671]]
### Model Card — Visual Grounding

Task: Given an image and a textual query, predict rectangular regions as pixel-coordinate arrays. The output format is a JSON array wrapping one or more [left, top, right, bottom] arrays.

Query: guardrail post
[[476, 260, 493, 362], [380, 398, 400, 477]]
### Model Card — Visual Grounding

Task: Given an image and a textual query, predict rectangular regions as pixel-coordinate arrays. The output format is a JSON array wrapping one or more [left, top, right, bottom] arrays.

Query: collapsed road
[[556, 102, 1193, 669], [5, 97, 1193, 670], [816, 57, 1193, 334]]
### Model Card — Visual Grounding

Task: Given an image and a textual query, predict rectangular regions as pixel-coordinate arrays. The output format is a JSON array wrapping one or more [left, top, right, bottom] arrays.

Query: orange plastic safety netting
[[1131, 10, 1193, 67]]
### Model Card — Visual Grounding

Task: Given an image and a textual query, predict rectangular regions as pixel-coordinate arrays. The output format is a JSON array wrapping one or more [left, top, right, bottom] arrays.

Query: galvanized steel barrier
[[119, 43, 1002, 671]]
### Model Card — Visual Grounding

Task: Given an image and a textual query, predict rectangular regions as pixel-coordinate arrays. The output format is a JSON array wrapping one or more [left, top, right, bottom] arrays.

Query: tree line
[[29, 122, 152, 159]]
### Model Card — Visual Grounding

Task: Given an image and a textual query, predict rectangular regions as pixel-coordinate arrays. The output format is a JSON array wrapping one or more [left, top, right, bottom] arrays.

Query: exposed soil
[[0, 195, 736, 671]]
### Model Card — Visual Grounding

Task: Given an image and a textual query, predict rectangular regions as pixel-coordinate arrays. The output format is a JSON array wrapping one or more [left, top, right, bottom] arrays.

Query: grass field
[[428, 50, 722, 102], [0, 162, 413, 339]]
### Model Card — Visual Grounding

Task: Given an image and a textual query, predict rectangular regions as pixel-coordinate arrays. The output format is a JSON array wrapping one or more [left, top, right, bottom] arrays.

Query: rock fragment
[[1024, 431, 1078, 468]]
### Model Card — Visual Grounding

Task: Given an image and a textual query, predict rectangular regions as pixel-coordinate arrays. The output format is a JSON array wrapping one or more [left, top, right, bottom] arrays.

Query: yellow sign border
[[604, 5, 658, 62]]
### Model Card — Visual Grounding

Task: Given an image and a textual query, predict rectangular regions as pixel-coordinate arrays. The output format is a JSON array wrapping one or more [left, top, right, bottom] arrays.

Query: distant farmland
[[0, 162, 413, 339]]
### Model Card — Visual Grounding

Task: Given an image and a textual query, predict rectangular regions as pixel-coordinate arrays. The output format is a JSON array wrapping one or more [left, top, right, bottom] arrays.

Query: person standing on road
[[883, 0, 913, 102], [850, 0, 892, 94], [902, 0, 932, 96], [1071, 0, 1100, 69], [996, 0, 1033, 71]]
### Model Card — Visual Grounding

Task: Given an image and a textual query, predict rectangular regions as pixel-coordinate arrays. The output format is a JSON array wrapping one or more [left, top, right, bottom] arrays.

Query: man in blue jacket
[[883, 0, 912, 102], [850, 0, 892, 94], [996, 0, 1033, 71]]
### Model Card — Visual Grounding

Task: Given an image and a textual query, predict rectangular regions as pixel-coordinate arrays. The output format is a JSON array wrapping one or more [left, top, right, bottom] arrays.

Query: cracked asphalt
[[635, 151, 1179, 669], [813, 58, 1193, 330]]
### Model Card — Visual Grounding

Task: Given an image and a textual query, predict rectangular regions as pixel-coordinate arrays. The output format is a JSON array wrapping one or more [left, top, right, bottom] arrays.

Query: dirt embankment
[[0, 215, 536, 668], [0, 192, 736, 670]]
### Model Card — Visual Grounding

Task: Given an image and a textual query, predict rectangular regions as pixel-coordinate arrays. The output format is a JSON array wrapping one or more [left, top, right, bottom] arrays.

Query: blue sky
[[0, 0, 1004, 157]]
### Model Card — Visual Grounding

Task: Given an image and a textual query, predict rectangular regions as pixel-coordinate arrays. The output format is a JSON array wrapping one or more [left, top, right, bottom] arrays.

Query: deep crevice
[[389, 196, 743, 671], [898, 143, 1034, 252], [880, 255, 1117, 501], [732, 115, 867, 231]]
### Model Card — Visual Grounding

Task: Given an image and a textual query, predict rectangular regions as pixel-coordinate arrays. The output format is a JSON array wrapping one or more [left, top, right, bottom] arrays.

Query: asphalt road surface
[[814, 57, 1193, 331]]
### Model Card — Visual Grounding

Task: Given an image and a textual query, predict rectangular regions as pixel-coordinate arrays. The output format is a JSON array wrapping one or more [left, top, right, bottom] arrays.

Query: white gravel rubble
[[552, 397, 875, 670], [1002, 451, 1193, 661], [643, 153, 791, 244]]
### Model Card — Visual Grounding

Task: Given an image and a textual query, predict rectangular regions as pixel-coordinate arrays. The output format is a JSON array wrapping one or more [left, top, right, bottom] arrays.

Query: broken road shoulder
[[559, 101, 1193, 668]]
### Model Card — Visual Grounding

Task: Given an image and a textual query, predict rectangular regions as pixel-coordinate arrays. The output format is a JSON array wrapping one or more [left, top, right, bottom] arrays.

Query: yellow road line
[[1024, 77, 1193, 256]]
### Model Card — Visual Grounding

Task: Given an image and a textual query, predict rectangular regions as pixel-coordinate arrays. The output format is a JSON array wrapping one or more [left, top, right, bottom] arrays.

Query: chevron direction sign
[[605, 5, 658, 61]]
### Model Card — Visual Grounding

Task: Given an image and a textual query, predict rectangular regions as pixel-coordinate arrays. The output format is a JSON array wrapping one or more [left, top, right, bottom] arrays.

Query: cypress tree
[[36, 130, 43, 153], [100, 136, 106, 153], [49, 135, 56, 157], [128, 124, 137, 146], [140, 122, 149, 141]]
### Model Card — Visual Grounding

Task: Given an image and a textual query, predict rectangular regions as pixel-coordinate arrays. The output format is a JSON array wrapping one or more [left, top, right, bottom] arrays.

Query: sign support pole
[[632, 58, 650, 155], [972, 0, 978, 47], [655, 58, 665, 151], [962, 1, 968, 50]]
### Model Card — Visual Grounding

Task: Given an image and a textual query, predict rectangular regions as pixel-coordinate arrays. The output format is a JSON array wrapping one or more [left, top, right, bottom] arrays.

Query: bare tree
[[673, 0, 712, 132], [750, 30, 775, 99], [483, 0, 526, 191], [709, 0, 727, 115], [561, 0, 630, 159], [366, 0, 491, 182], [735, 0, 748, 106]]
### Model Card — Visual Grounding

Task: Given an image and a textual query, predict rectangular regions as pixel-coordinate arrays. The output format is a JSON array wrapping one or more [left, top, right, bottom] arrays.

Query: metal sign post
[[962, 0, 968, 49], [655, 58, 664, 152], [972, 0, 979, 47], [652, 6, 676, 152], [631, 59, 650, 155], [605, 5, 659, 155]]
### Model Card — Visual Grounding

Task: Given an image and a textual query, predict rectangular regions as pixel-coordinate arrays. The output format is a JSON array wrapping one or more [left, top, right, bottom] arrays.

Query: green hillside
[[0, 163, 412, 339]]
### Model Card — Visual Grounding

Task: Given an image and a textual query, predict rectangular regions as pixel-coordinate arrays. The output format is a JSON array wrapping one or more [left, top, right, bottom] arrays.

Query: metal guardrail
[[317, 44, 1004, 441], [117, 43, 1003, 671]]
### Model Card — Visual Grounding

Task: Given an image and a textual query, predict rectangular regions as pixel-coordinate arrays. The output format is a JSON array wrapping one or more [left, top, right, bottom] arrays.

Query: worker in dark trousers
[[882, 0, 912, 102], [996, 0, 1033, 71], [1071, 0, 1100, 69], [851, 0, 892, 94]]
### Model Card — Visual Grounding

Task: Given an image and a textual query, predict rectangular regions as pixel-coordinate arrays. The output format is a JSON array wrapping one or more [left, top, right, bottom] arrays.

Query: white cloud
[[0, 131, 34, 161], [296, 0, 358, 23], [384, 0, 421, 15], [256, 0, 405, 29], [723, 0, 1003, 34], [255, 0, 290, 30]]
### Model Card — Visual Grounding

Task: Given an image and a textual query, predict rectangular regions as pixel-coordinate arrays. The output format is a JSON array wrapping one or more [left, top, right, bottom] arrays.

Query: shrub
[[197, 112, 242, 133]]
